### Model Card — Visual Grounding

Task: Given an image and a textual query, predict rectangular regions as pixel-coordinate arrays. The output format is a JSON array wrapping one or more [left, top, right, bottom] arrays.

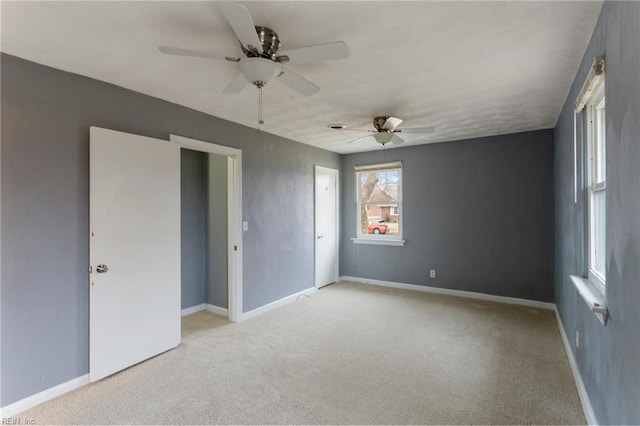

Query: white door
[[315, 166, 338, 288], [89, 127, 181, 381]]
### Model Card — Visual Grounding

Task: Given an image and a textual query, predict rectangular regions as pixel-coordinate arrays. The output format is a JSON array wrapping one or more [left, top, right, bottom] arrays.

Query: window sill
[[351, 237, 405, 247], [570, 275, 608, 325]]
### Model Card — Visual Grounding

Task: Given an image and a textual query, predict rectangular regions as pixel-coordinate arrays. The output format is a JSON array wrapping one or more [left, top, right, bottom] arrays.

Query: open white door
[[315, 166, 338, 288], [89, 127, 181, 381]]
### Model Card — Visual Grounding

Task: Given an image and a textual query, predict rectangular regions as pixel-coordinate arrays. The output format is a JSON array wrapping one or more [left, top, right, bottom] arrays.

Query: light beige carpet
[[18, 282, 585, 425]]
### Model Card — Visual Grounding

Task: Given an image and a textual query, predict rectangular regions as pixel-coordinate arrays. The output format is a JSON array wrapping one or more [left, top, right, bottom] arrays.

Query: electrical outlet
[[576, 331, 580, 349], [430, 269, 436, 279], [242, 221, 248, 231]]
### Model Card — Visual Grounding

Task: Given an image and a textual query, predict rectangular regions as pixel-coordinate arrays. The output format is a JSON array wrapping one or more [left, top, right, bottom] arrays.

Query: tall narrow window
[[587, 82, 606, 292], [570, 56, 608, 324], [354, 162, 403, 243]]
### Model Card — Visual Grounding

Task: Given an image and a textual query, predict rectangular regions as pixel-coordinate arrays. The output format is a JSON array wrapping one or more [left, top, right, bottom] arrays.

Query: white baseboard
[[181, 304, 229, 318], [340, 276, 555, 310], [0, 374, 89, 418], [205, 304, 228, 317], [554, 308, 598, 425], [239, 287, 317, 321], [181, 303, 205, 317]]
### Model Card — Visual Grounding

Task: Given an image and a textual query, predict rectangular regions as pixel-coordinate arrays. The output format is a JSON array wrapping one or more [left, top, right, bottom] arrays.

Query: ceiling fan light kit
[[239, 58, 283, 88], [374, 132, 394, 145]]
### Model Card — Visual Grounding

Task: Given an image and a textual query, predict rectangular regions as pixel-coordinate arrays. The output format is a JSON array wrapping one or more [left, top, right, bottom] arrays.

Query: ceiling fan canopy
[[157, 2, 349, 96]]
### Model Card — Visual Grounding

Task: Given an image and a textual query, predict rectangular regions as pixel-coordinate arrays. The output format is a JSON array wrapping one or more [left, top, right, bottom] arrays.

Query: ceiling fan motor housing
[[241, 26, 281, 59], [373, 116, 403, 132]]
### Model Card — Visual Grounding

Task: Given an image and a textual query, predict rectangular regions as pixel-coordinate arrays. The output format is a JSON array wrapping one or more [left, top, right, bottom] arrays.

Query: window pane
[[359, 169, 400, 202], [360, 203, 399, 236], [596, 101, 606, 183], [592, 190, 606, 276]]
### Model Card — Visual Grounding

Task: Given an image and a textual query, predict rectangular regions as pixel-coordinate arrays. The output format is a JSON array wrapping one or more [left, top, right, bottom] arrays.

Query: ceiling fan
[[331, 116, 435, 146], [158, 2, 349, 97]]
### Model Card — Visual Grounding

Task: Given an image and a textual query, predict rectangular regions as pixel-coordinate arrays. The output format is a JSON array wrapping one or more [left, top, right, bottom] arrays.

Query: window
[[571, 56, 607, 324], [353, 162, 404, 246], [586, 81, 606, 292]]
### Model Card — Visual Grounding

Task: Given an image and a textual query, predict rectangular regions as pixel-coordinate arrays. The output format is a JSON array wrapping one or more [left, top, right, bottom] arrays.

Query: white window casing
[[571, 55, 608, 324], [353, 161, 405, 246]]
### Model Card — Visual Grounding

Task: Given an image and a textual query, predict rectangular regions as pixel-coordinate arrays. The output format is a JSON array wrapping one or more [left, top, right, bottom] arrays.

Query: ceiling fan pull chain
[[258, 86, 264, 125]]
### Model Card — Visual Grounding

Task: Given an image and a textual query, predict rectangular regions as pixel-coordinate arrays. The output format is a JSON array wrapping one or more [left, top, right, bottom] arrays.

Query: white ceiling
[[1, 1, 602, 154]]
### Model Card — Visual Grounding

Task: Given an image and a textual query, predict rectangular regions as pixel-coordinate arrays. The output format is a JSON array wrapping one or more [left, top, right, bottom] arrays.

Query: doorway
[[180, 149, 229, 318], [171, 134, 243, 322], [315, 166, 339, 288]]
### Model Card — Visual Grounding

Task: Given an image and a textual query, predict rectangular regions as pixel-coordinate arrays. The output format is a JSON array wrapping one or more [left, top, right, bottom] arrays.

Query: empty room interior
[[1, 1, 639, 425]]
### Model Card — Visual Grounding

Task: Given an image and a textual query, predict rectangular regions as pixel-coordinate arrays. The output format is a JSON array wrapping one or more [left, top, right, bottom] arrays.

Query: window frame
[[352, 162, 405, 246], [586, 81, 606, 294]]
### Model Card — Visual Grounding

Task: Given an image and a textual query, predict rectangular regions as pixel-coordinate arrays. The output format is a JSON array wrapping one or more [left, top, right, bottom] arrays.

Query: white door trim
[[314, 165, 339, 288], [169, 134, 243, 322]]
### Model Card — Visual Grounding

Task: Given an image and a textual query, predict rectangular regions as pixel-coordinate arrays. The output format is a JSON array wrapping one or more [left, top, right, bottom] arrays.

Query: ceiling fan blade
[[397, 126, 435, 134], [277, 67, 319, 96], [277, 41, 349, 64], [158, 46, 239, 62], [223, 72, 249, 94], [219, 2, 263, 54], [390, 134, 405, 145], [382, 117, 403, 131], [347, 135, 376, 144]]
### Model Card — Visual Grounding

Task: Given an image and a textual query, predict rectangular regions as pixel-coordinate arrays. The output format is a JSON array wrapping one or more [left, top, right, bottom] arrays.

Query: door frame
[[314, 165, 339, 288], [170, 134, 243, 322]]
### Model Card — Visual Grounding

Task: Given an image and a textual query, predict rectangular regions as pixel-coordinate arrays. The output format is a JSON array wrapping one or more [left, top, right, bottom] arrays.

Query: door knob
[[317, 235, 324, 240], [96, 264, 109, 273]]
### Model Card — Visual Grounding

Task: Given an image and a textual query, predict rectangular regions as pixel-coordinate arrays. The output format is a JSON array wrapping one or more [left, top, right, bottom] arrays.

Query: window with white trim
[[354, 162, 403, 243], [571, 56, 608, 324], [586, 81, 606, 293]]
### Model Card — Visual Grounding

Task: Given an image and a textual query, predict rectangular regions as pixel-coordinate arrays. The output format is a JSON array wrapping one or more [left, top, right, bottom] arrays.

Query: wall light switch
[[430, 269, 436, 279], [242, 221, 248, 232]]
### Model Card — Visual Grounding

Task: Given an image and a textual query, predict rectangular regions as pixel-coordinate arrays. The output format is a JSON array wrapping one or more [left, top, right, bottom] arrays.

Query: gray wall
[[0, 53, 339, 406], [341, 130, 555, 302], [554, 2, 640, 424], [181, 149, 208, 309], [207, 153, 228, 308]]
